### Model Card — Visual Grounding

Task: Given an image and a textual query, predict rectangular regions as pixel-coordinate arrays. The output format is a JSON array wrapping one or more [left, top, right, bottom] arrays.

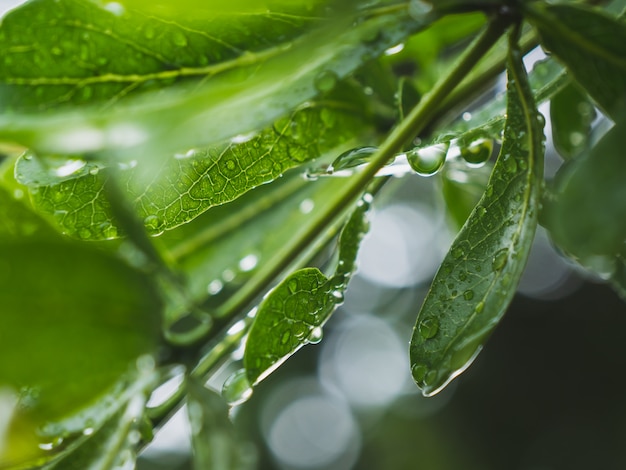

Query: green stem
[[213, 14, 510, 319]]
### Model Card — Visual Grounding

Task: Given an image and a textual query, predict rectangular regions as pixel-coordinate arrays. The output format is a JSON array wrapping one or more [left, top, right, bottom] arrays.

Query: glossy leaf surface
[[0, 241, 161, 468], [527, 3, 626, 119], [243, 199, 370, 385], [410, 41, 544, 396], [16, 89, 370, 238], [0, 0, 426, 157]]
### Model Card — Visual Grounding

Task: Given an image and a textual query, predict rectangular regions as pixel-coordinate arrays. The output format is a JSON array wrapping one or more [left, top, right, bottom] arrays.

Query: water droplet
[[384, 43, 405, 56], [407, 142, 448, 176], [143, 214, 160, 231], [78, 228, 92, 240], [281, 330, 291, 345], [330, 146, 377, 172], [460, 138, 493, 167], [331, 290, 344, 302], [462, 112, 473, 121], [424, 370, 438, 386], [411, 363, 428, 382], [238, 254, 258, 272], [475, 301, 485, 313], [83, 427, 94, 436], [172, 31, 188, 47], [362, 192, 374, 205], [503, 155, 518, 174], [536, 112, 546, 127], [222, 269, 236, 282], [452, 247, 464, 259], [222, 369, 253, 406], [38, 436, 63, 451], [476, 206, 487, 217], [569, 132, 585, 146], [54, 159, 86, 177], [314, 70, 338, 93], [463, 290, 474, 300], [307, 326, 323, 344], [88, 166, 100, 175], [299, 198, 315, 214], [492, 249, 508, 271], [418, 318, 439, 339], [288, 278, 299, 293], [104, 1, 125, 15]]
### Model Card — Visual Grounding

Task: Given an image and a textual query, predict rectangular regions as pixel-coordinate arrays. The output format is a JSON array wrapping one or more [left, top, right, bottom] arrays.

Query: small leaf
[[186, 378, 255, 470], [0, 241, 161, 468], [243, 197, 370, 385], [17, 96, 370, 238], [550, 83, 596, 160], [526, 3, 626, 119], [410, 38, 544, 396]]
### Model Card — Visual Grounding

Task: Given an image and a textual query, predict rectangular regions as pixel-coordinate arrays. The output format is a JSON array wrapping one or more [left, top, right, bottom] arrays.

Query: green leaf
[[550, 83, 596, 160], [16, 94, 370, 238], [186, 378, 255, 470], [526, 3, 626, 119], [161, 175, 349, 321], [410, 38, 544, 396], [543, 112, 626, 268], [243, 197, 370, 385], [441, 158, 493, 231], [42, 384, 149, 470], [0, 241, 161, 468], [0, 0, 427, 157], [0, 181, 57, 241]]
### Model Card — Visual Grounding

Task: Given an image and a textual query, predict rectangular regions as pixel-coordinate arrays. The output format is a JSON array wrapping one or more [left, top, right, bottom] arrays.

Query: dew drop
[[88, 166, 100, 176], [307, 326, 324, 344], [54, 159, 86, 177], [143, 214, 160, 231], [314, 70, 338, 93], [299, 198, 315, 214], [462, 112, 472, 121], [452, 247, 464, 259], [407, 142, 448, 176], [330, 146, 377, 172], [460, 138, 493, 167], [172, 31, 188, 47], [384, 43, 405, 56], [503, 155, 518, 174], [207, 279, 223, 295], [222, 369, 253, 406], [104, 2, 125, 15], [78, 228, 92, 240], [38, 436, 63, 451], [492, 249, 508, 271], [475, 301, 485, 313], [463, 290, 474, 301], [281, 330, 291, 345], [418, 318, 439, 339], [238, 254, 258, 272], [411, 363, 428, 382], [288, 278, 299, 293], [569, 132, 585, 146], [331, 290, 344, 302]]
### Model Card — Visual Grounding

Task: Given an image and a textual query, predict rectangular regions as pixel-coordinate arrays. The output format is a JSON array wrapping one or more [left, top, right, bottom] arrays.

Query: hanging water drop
[[330, 146, 377, 172], [222, 369, 253, 406], [314, 70, 338, 93], [307, 326, 324, 344], [407, 142, 448, 176], [331, 290, 344, 303], [460, 138, 493, 167], [411, 363, 428, 382]]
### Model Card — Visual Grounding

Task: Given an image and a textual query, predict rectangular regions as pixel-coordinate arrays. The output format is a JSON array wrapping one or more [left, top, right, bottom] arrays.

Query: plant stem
[[213, 14, 511, 320]]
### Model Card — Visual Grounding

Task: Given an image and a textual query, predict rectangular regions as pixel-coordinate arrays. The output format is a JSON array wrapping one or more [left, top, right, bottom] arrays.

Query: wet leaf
[[16, 95, 370, 238], [0, 241, 161, 468], [526, 3, 626, 119], [410, 39, 544, 396], [550, 83, 596, 160], [243, 197, 370, 385], [0, 0, 427, 157], [186, 379, 255, 470]]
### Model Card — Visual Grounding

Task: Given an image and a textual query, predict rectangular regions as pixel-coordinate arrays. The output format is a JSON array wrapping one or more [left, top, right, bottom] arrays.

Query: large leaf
[[0, 0, 428, 157], [526, 3, 626, 119], [410, 37, 544, 396], [243, 196, 370, 385], [16, 89, 371, 238], [0, 241, 161, 468]]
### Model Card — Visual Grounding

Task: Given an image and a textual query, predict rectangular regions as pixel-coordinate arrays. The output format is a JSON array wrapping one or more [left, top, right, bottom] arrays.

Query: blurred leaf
[[42, 389, 147, 470], [16, 92, 371, 238], [0, 0, 428, 157], [0, 241, 161, 468], [611, 255, 626, 301], [160, 175, 348, 320], [243, 198, 370, 385], [186, 378, 255, 470], [543, 112, 626, 267], [441, 158, 493, 231], [526, 3, 626, 119], [410, 39, 544, 396], [550, 83, 596, 160]]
